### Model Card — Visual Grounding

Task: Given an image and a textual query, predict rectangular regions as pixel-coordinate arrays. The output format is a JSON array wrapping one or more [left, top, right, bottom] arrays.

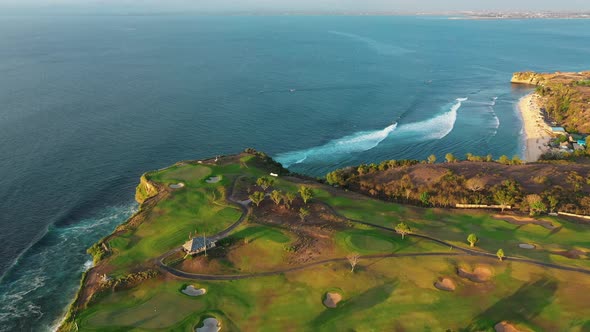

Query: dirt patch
[[493, 214, 556, 230], [169, 183, 185, 189], [323, 292, 342, 308], [494, 321, 523, 332], [206, 176, 222, 184], [457, 265, 493, 283], [182, 285, 207, 296], [196, 318, 221, 332], [434, 277, 456, 291], [554, 249, 587, 259]]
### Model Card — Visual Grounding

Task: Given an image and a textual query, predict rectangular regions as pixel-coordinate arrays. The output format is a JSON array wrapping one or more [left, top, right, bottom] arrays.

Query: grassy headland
[[60, 149, 590, 331]]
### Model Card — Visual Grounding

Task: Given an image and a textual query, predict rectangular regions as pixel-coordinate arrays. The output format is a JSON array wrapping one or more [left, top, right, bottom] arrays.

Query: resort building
[[183, 236, 216, 255], [551, 127, 567, 135]]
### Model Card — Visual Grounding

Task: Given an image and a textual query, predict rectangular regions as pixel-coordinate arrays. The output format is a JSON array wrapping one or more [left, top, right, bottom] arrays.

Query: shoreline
[[518, 93, 552, 163]]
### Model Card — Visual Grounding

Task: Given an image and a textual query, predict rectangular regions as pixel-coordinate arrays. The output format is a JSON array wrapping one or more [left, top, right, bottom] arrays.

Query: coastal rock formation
[[135, 174, 159, 203], [511, 72, 547, 85]]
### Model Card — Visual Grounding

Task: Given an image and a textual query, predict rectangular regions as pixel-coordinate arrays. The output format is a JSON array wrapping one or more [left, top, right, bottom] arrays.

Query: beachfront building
[[183, 236, 216, 255], [551, 127, 567, 135]]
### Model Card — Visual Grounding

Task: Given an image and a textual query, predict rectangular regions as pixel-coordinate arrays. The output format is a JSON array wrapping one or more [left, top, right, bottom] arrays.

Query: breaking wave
[[0, 204, 137, 332], [395, 97, 465, 140], [275, 98, 466, 168], [276, 123, 397, 168]]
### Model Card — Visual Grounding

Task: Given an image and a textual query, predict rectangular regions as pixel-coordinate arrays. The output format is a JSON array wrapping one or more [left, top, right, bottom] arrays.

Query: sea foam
[[276, 123, 397, 168]]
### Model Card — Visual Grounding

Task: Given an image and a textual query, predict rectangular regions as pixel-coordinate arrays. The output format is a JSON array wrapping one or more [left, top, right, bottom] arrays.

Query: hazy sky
[[1, 0, 589, 13]]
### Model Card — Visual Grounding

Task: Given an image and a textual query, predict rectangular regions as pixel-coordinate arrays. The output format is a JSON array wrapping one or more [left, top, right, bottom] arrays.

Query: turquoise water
[[0, 15, 589, 330]]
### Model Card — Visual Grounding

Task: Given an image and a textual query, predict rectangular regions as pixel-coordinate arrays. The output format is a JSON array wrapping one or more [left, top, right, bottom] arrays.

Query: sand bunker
[[518, 243, 536, 249], [196, 318, 221, 332], [206, 176, 222, 184], [182, 285, 207, 297], [169, 183, 185, 189], [434, 277, 456, 292], [495, 321, 523, 332], [494, 214, 556, 230], [555, 249, 587, 259], [457, 265, 493, 283], [323, 292, 342, 308]]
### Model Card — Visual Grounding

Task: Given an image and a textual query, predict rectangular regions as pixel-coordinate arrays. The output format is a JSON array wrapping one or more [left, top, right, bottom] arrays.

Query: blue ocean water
[[0, 15, 589, 330]]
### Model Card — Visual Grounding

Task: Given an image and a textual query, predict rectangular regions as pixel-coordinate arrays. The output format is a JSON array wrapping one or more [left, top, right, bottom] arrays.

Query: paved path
[[157, 184, 590, 280]]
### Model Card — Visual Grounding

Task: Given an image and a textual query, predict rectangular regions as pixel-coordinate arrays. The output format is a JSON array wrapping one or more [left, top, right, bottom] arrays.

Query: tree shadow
[[310, 280, 398, 329], [461, 278, 558, 332]]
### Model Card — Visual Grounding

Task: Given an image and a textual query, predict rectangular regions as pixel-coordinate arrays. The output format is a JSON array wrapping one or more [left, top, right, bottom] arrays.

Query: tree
[[284, 192, 296, 209], [486, 154, 493, 162], [347, 253, 360, 272], [394, 222, 412, 239], [249, 191, 265, 207], [496, 249, 505, 262], [298, 186, 313, 204], [547, 195, 559, 213], [566, 171, 584, 192], [270, 190, 283, 206], [493, 188, 515, 212], [420, 192, 430, 206], [467, 233, 478, 247], [498, 155, 510, 165], [511, 155, 523, 165], [256, 177, 274, 191], [299, 207, 310, 222], [466, 177, 486, 193], [427, 154, 437, 164], [525, 194, 546, 216], [445, 153, 456, 163]]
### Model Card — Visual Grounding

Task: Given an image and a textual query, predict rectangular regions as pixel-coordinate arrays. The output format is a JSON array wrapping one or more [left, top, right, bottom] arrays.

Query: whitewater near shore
[[518, 93, 552, 163]]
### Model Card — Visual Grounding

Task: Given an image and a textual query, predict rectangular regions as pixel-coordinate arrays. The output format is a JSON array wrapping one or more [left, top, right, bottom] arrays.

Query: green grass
[[76, 257, 590, 331], [73, 158, 590, 331]]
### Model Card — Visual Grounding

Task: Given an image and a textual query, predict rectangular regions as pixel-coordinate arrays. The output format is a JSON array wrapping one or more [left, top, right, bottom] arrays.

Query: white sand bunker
[[519, 243, 536, 249], [169, 183, 185, 189], [495, 321, 523, 332], [206, 176, 222, 184], [323, 292, 342, 308], [457, 265, 493, 283], [182, 285, 207, 297], [196, 318, 221, 332], [434, 277, 456, 291]]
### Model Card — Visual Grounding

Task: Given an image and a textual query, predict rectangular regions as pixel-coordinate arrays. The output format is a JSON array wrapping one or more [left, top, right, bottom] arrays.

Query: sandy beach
[[518, 93, 552, 162]]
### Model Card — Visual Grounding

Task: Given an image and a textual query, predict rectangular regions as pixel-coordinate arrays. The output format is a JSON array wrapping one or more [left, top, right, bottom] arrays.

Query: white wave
[[276, 123, 397, 167], [0, 204, 137, 332], [329, 31, 413, 56], [395, 98, 465, 140]]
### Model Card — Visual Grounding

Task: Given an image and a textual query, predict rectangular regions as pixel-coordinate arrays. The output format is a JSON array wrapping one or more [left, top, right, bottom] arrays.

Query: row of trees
[[330, 164, 590, 216]]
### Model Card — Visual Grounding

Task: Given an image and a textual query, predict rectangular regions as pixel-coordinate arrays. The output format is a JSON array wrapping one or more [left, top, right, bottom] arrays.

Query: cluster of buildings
[[550, 126, 587, 153]]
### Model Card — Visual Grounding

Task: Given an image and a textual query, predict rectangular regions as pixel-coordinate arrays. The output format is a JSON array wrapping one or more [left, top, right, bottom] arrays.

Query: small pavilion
[[182, 236, 216, 255]]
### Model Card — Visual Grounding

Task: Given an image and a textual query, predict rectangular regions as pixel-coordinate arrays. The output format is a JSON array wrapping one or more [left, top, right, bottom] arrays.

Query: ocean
[[0, 15, 589, 330]]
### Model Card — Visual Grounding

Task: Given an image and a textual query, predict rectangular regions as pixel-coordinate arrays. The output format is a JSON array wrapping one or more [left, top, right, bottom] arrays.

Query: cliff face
[[135, 174, 158, 203], [511, 71, 546, 85]]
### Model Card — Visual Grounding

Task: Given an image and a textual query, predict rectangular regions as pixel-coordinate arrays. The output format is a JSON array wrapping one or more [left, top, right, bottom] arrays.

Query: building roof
[[183, 237, 215, 253], [551, 127, 566, 132]]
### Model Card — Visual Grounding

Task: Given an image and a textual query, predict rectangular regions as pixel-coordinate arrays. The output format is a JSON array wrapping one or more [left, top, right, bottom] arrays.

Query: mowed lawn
[[77, 254, 590, 331], [314, 188, 590, 268], [107, 164, 243, 273]]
